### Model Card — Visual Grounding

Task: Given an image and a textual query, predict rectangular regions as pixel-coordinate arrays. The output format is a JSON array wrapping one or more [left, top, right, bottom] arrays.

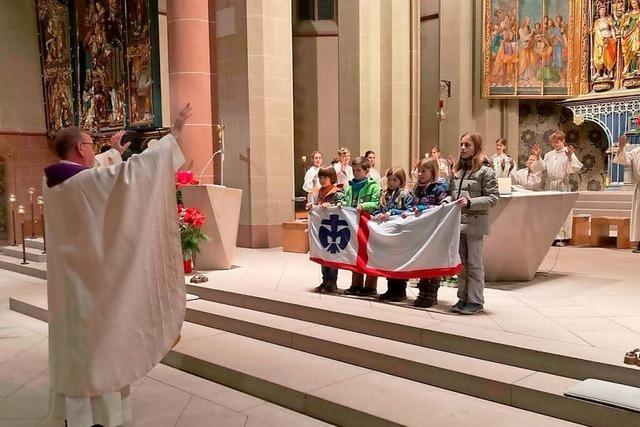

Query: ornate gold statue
[[592, 3, 616, 80], [621, 0, 640, 76]]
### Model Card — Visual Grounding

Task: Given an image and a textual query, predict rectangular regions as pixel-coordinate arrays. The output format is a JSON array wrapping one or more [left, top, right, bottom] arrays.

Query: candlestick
[[9, 194, 17, 246], [37, 197, 45, 254], [17, 205, 27, 265], [28, 188, 36, 238]]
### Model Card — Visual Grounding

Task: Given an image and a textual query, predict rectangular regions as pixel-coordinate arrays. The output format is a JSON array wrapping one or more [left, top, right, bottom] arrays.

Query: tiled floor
[[190, 245, 640, 353], [0, 270, 331, 427]]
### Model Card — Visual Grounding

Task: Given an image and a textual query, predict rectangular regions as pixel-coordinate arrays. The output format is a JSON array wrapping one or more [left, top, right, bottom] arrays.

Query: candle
[[497, 177, 512, 195]]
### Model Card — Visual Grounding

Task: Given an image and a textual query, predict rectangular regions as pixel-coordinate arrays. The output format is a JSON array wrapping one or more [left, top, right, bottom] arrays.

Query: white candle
[[498, 177, 511, 195]]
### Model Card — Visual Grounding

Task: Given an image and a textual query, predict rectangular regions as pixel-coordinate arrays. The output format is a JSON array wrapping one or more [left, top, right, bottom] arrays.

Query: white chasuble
[[614, 145, 640, 241], [43, 134, 186, 424]]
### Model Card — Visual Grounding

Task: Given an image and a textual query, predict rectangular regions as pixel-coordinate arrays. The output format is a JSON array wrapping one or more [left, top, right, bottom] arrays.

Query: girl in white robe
[[614, 135, 640, 252], [302, 151, 323, 202], [489, 138, 515, 178], [334, 147, 353, 187]]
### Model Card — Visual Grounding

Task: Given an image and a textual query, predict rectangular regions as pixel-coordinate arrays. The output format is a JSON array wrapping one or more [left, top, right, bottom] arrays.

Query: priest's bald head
[[53, 127, 97, 168]]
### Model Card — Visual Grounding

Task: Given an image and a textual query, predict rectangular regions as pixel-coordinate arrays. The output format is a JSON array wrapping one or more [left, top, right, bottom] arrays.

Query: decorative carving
[[36, 0, 162, 133], [36, 0, 73, 132]]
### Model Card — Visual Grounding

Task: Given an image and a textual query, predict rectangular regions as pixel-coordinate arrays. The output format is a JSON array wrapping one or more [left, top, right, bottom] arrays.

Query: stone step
[[573, 208, 631, 218], [181, 299, 638, 426], [1, 245, 47, 263], [574, 200, 632, 211], [24, 238, 45, 251], [185, 283, 639, 389], [5, 293, 594, 426], [576, 191, 633, 202], [0, 254, 47, 279]]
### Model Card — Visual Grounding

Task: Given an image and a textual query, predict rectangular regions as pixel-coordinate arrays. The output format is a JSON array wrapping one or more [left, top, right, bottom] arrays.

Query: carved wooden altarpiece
[[36, 0, 162, 136]]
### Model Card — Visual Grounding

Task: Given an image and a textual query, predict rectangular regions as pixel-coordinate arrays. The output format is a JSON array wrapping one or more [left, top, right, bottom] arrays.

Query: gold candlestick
[[9, 194, 17, 246], [17, 205, 27, 265], [28, 188, 36, 238], [37, 196, 45, 254]]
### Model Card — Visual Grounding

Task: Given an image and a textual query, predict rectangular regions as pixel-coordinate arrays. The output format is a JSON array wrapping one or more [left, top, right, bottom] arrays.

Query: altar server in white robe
[[302, 151, 323, 202], [614, 135, 640, 253], [43, 104, 193, 427], [532, 131, 583, 245], [511, 153, 544, 191]]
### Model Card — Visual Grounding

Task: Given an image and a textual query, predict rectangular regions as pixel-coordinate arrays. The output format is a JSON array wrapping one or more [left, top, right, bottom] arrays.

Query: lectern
[[181, 185, 243, 270]]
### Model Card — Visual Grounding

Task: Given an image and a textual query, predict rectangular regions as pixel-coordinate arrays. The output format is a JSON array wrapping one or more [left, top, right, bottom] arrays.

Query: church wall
[[419, 15, 440, 159], [0, 0, 57, 243]]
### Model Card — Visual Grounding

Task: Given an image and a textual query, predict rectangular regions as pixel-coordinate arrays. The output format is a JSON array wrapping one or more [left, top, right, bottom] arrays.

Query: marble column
[[167, 0, 218, 183]]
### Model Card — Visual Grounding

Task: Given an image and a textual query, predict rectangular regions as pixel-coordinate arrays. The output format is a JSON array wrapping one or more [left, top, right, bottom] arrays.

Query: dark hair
[[364, 150, 375, 157], [351, 156, 370, 171], [52, 127, 87, 159], [317, 165, 337, 184]]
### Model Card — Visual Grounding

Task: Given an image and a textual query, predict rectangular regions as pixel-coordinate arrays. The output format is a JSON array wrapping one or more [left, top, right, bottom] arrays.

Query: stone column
[[167, 0, 217, 183], [217, 0, 295, 248], [338, 0, 413, 172]]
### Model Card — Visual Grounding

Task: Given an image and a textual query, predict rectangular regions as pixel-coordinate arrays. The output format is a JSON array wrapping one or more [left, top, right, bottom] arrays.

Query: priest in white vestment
[[511, 154, 544, 191], [43, 105, 193, 427], [614, 135, 640, 253], [531, 131, 583, 244]]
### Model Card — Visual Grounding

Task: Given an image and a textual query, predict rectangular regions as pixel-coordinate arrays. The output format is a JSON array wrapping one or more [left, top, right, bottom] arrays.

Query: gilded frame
[[482, 0, 579, 99]]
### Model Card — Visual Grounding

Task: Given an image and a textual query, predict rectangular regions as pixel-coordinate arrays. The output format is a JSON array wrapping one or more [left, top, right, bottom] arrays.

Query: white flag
[[309, 204, 463, 279]]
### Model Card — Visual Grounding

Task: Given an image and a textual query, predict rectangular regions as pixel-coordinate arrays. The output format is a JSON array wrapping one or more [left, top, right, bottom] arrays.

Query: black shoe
[[458, 303, 484, 315], [633, 245, 640, 253], [357, 287, 377, 297], [344, 286, 362, 295], [450, 299, 466, 313], [313, 281, 327, 293], [414, 295, 437, 308], [323, 280, 338, 294], [379, 290, 394, 301]]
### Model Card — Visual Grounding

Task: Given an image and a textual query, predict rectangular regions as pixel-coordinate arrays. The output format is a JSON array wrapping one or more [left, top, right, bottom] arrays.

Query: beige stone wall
[[0, 0, 46, 132], [292, 34, 339, 196], [0, 0, 56, 243], [420, 17, 440, 159], [217, 0, 294, 248]]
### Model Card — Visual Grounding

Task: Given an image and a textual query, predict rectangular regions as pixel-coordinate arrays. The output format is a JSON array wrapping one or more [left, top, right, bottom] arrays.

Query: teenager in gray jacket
[[443, 132, 499, 315]]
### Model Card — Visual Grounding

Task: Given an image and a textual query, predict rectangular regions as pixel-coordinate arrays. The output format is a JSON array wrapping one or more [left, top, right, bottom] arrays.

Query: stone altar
[[483, 191, 579, 282]]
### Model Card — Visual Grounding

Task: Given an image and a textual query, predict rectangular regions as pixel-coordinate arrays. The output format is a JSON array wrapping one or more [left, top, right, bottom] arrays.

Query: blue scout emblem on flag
[[319, 214, 351, 254]]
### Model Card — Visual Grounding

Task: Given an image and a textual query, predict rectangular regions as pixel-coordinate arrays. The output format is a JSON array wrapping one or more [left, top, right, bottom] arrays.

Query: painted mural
[[484, 0, 574, 97], [518, 101, 608, 190]]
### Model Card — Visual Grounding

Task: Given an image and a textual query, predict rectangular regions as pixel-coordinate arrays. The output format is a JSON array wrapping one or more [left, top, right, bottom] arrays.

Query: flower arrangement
[[177, 204, 209, 262]]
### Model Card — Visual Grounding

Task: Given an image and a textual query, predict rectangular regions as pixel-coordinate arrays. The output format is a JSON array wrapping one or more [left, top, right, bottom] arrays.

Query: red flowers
[[177, 204, 209, 260]]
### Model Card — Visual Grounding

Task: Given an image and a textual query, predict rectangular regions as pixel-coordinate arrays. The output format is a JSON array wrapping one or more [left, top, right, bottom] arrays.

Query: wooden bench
[[590, 217, 631, 249], [570, 215, 590, 246]]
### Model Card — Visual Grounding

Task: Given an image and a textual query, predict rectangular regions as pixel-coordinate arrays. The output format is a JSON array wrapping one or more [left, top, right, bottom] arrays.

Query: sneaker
[[414, 295, 437, 308], [323, 280, 338, 294], [343, 286, 362, 296], [633, 247, 640, 254], [458, 303, 484, 315], [449, 299, 465, 313], [554, 240, 566, 247], [358, 287, 377, 297]]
